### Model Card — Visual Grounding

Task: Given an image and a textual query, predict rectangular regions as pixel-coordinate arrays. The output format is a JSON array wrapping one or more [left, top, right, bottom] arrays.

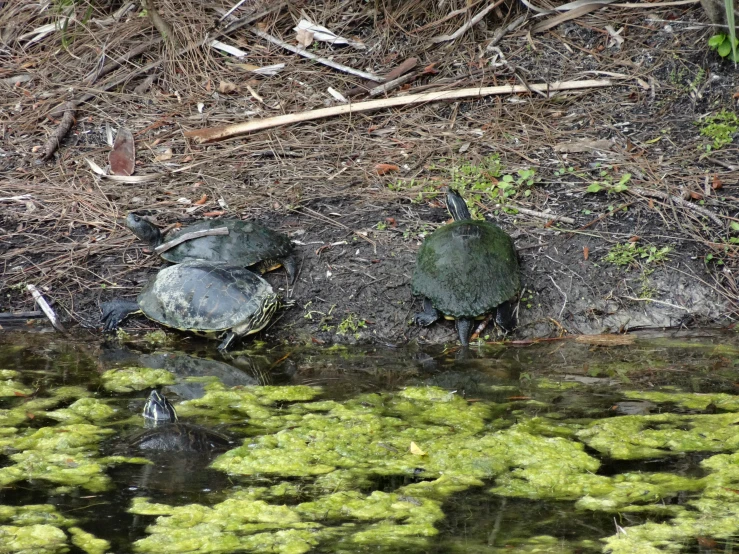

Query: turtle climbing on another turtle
[[411, 188, 520, 346], [126, 214, 298, 284], [100, 261, 280, 351], [124, 389, 230, 452]]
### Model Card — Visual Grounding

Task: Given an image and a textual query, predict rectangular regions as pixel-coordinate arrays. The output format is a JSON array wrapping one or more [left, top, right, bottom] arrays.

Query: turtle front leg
[[455, 318, 473, 347], [217, 331, 236, 352], [100, 300, 140, 332], [282, 253, 298, 285], [414, 298, 440, 327], [495, 300, 517, 333]]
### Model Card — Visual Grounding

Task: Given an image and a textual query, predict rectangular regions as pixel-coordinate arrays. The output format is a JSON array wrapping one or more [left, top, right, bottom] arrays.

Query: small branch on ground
[[248, 26, 382, 81], [139, 0, 178, 48], [85, 38, 162, 85], [629, 186, 724, 228], [40, 101, 76, 161], [496, 204, 575, 224], [27, 285, 68, 334], [430, 0, 506, 43], [487, 14, 528, 50], [154, 227, 230, 254], [184, 79, 614, 143]]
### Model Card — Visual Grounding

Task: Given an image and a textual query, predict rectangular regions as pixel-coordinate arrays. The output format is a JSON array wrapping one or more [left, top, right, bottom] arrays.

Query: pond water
[[1, 329, 739, 553]]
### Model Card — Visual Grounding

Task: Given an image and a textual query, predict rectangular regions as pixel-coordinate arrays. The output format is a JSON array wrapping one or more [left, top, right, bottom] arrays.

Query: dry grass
[[1, 0, 737, 330]]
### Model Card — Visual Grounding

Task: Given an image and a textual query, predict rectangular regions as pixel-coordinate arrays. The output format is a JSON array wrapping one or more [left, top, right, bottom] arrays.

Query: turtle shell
[[411, 219, 520, 318], [125, 423, 230, 452], [137, 261, 276, 333], [160, 219, 293, 266]]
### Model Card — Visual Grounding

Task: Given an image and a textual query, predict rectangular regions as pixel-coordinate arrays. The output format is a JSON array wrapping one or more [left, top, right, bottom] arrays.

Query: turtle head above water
[[126, 213, 163, 247], [445, 188, 472, 222], [143, 390, 178, 424]]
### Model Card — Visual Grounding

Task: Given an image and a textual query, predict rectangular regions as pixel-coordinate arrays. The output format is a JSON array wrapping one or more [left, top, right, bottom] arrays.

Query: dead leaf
[[385, 217, 397, 227], [109, 127, 135, 176], [295, 28, 314, 48], [628, 236, 640, 243], [375, 163, 400, 175], [203, 210, 225, 217], [689, 191, 703, 200], [712, 174, 723, 190], [583, 246, 589, 260], [153, 148, 173, 162], [194, 194, 208, 205], [218, 80, 238, 94], [409, 442, 427, 456], [553, 139, 614, 154]]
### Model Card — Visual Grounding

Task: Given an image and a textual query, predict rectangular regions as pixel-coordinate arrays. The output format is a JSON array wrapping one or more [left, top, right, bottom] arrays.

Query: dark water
[[1, 329, 739, 553]]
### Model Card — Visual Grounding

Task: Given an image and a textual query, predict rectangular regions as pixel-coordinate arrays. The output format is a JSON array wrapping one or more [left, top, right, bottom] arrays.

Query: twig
[[248, 26, 381, 82], [368, 72, 418, 97], [628, 186, 723, 227], [0, 311, 44, 320], [622, 296, 690, 311], [27, 285, 68, 334], [0, 195, 32, 202], [430, 0, 506, 43], [40, 101, 76, 161], [548, 275, 568, 318], [184, 79, 614, 143], [154, 227, 230, 254], [84, 38, 162, 85], [139, 0, 178, 48], [487, 14, 528, 50], [496, 204, 575, 224], [704, 156, 737, 171]]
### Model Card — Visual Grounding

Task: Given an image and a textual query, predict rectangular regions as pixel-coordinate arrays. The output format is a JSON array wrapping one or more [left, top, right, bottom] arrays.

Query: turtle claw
[[414, 298, 440, 327], [100, 300, 139, 332]]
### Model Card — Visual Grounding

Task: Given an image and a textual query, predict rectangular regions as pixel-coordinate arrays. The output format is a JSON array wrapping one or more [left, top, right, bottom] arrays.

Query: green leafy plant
[[585, 172, 631, 194], [708, 34, 739, 60], [604, 243, 671, 267], [698, 110, 739, 152], [337, 313, 367, 338]]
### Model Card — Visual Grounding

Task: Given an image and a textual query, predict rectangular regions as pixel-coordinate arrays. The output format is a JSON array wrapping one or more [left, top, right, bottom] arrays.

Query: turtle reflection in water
[[126, 214, 297, 284], [125, 390, 230, 452], [100, 261, 280, 350], [411, 188, 520, 346]]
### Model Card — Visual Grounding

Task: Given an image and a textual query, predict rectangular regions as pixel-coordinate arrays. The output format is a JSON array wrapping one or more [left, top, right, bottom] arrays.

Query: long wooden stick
[[185, 79, 613, 143], [154, 227, 229, 254]]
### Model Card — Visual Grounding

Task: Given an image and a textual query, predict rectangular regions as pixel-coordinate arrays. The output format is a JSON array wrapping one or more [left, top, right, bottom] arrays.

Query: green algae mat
[[2, 331, 739, 553]]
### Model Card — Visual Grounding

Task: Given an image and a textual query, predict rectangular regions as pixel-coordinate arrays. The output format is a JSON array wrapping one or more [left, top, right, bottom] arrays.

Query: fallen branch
[[27, 285, 68, 334], [430, 0, 506, 43], [368, 71, 419, 97], [154, 227, 229, 254], [85, 38, 162, 85], [185, 78, 614, 143], [248, 26, 381, 81], [629, 186, 724, 227], [40, 101, 76, 161]]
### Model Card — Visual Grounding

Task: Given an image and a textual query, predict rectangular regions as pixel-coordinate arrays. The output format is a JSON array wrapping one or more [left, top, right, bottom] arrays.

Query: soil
[[1, 0, 738, 348]]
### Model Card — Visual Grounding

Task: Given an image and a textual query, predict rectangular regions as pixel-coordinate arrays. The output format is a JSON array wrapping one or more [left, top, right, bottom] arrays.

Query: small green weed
[[585, 172, 631, 194], [303, 302, 336, 331], [698, 110, 739, 152], [604, 243, 671, 267], [337, 313, 367, 338], [708, 34, 739, 61]]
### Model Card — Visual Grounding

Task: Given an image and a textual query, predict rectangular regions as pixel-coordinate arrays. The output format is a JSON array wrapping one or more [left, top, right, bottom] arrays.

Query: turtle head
[[126, 213, 163, 247], [445, 188, 472, 221], [143, 390, 178, 424]]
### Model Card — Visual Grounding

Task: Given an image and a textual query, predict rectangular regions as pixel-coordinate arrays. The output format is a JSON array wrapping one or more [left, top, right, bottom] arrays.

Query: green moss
[[46, 398, 115, 424], [0, 504, 76, 528], [68, 527, 110, 554], [578, 412, 739, 459], [0, 378, 33, 397], [101, 367, 176, 392], [0, 524, 68, 553], [0, 369, 20, 379], [624, 390, 739, 411]]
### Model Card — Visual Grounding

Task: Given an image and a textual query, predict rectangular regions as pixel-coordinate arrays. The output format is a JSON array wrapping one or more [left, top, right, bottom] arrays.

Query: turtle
[[100, 260, 280, 351], [411, 188, 520, 346], [126, 213, 297, 284], [124, 389, 230, 452]]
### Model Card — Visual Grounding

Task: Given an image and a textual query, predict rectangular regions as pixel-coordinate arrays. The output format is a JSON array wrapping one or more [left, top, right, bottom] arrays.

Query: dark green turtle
[[125, 390, 230, 452], [411, 188, 520, 346], [126, 214, 297, 284], [100, 260, 279, 351]]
